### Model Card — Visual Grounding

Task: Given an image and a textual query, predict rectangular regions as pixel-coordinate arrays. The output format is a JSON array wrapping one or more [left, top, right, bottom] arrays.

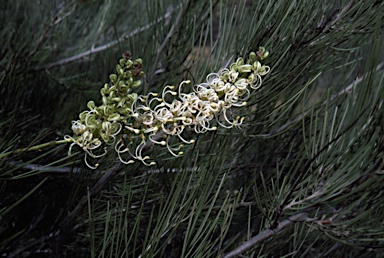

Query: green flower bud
[[259, 65, 269, 76], [109, 113, 121, 121], [109, 90, 116, 98], [127, 93, 138, 102], [116, 64, 124, 75], [253, 61, 261, 72], [101, 121, 109, 131], [249, 52, 257, 63], [262, 51, 269, 60], [86, 115, 97, 129], [87, 100, 96, 110], [125, 59, 133, 68], [132, 80, 141, 88], [110, 74, 118, 83], [238, 64, 252, 73], [236, 58, 244, 66], [83, 131, 94, 141], [230, 64, 238, 72], [257, 47, 269, 60], [79, 111, 87, 122], [117, 106, 131, 115], [221, 72, 229, 82], [97, 105, 106, 115], [126, 77, 133, 86], [107, 104, 116, 115], [102, 96, 108, 105], [125, 70, 133, 78], [118, 80, 126, 87], [112, 97, 122, 102], [134, 58, 142, 66], [111, 122, 120, 132]]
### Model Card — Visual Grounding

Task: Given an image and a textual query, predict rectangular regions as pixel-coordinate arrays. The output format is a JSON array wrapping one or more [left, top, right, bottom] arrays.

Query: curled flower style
[[65, 48, 271, 168]]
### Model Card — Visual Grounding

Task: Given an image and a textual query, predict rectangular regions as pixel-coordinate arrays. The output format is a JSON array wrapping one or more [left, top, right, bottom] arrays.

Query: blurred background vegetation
[[0, 0, 383, 257]]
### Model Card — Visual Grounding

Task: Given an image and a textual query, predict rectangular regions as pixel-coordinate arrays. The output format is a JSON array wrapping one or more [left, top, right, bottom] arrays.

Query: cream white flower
[[65, 48, 271, 168]]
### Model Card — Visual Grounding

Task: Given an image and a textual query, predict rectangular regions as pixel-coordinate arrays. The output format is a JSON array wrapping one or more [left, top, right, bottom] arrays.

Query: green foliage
[[1, 0, 383, 257]]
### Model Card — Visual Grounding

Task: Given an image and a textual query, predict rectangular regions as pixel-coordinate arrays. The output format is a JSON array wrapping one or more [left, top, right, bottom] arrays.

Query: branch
[[222, 212, 310, 258], [8, 161, 201, 174], [0, 139, 71, 159], [8, 162, 82, 174]]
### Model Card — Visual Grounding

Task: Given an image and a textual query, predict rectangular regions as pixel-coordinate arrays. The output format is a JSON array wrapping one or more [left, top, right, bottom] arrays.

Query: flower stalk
[[0, 139, 72, 159]]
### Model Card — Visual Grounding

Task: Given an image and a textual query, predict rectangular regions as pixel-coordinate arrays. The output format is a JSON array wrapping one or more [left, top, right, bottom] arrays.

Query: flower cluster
[[65, 48, 270, 168]]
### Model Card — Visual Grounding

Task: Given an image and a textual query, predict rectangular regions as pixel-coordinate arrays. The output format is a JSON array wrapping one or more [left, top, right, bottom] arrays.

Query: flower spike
[[65, 49, 270, 168]]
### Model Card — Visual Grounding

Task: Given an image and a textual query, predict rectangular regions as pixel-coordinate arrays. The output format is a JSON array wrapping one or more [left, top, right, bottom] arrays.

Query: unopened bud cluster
[[65, 48, 270, 168]]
